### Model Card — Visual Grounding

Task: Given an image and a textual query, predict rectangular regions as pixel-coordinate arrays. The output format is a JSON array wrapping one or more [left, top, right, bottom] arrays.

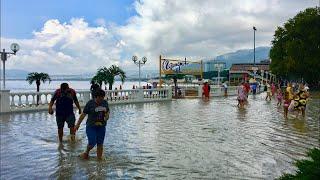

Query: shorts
[[56, 114, 75, 129], [86, 125, 106, 147]]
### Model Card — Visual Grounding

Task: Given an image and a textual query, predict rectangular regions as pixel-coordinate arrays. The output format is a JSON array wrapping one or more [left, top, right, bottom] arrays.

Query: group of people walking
[[283, 82, 310, 118], [265, 81, 310, 118], [236, 80, 310, 118], [48, 82, 109, 160], [48, 80, 310, 160]]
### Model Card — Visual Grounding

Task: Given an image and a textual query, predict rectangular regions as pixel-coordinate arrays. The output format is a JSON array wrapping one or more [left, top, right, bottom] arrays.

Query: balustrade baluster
[[26, 95, 29, 105], [18, 95, 22, 106], [32, 95, 36, 106], [44, 94, 48, 104], [11, 95, 15, 106], [38, 94, 43, 105]]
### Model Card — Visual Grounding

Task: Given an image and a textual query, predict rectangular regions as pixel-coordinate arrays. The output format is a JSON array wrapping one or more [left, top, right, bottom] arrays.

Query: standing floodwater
[[1, 93, 319, 179]]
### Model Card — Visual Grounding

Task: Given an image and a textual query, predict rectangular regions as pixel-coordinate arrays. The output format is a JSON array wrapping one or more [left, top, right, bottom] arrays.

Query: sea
[[3, 80, 147, 92]]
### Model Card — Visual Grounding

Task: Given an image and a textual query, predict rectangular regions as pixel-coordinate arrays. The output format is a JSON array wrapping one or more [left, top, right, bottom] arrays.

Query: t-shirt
[[83, 99, 109, 126], [51, 88, 78, 116], [244, 83, 250, 93], [202, 84, 210, 95]]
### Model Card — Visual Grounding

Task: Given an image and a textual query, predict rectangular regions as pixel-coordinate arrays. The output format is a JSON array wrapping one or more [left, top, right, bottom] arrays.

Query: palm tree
[[91, 72, 105, 88], [107, 65, 126, 90], [26, 72, 51, 105], [91, 65, 126, 90]]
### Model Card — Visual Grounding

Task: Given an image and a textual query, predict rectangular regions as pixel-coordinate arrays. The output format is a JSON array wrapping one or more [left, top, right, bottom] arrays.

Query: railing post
[[0, 90, 11, 113], [198, 85, 203, 98]]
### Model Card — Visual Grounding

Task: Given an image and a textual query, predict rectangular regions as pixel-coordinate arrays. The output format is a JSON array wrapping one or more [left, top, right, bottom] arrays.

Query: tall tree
[[92, 65, 126, 90], [26, 72, 51, 105], [107, 65, 126, 90], [91, 72, 105, 87], [270, 7, 320, 87]]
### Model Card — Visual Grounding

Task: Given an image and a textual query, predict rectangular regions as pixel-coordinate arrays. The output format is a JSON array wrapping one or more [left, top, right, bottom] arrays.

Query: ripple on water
[[0, 93, 319, 179]]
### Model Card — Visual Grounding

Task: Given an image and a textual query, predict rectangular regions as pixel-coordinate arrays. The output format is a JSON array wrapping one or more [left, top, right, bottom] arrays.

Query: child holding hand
[[75, 89, 109, 160]]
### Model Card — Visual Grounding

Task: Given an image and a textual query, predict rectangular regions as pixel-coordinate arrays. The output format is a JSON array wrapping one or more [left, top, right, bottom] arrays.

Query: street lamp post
[[132, 56, 147, 88], [0, 43, 20, 90], [261, 70, 264, 83], [253, 26, 257, 66], [214, 63, 224, 85], [253, 26, 257, 79]]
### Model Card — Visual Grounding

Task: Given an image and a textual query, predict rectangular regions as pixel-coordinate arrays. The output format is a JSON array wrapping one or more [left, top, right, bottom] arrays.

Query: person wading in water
[[48, 83, 82, 143]]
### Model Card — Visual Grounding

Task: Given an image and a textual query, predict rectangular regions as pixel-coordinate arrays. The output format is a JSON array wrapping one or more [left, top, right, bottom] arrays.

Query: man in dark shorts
[[75, 89, 109, 160], [48, 83, 82, 143]]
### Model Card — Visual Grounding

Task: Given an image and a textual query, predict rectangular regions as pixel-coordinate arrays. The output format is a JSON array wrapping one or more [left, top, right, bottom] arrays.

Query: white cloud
[[1, 18, 121, 74], [1, 0, 316, 74], [115, 0, 316, 69]]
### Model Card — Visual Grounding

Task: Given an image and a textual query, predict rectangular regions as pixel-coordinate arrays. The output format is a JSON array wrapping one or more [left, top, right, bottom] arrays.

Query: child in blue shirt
[[75, 89, 109, 160]]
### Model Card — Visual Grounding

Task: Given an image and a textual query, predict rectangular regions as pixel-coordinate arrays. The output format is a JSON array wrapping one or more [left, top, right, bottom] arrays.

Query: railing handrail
[[9, 88, 172, 95], [6, 88, 172, 113]]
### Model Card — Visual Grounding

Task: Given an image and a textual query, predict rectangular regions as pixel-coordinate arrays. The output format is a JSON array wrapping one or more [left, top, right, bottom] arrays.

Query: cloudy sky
[[0, 0, 317, 74]]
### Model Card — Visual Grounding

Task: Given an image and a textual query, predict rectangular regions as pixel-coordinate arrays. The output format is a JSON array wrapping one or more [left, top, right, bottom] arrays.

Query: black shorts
[[56, 114, 76, 129]]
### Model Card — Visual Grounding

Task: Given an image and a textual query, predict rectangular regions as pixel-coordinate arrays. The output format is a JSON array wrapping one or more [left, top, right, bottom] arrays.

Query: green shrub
[[278, 148, 320, 180]]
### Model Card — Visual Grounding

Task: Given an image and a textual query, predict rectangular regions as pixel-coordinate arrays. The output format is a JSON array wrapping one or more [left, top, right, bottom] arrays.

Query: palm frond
[[26, 72, 51, 84], [92, 65, 126, 89]]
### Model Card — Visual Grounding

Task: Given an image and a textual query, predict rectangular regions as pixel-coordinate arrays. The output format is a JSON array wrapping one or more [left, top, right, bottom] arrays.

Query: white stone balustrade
[[0, 88, 172, 113], [10, 91, 54, 107], [1, 86, 264, 114]]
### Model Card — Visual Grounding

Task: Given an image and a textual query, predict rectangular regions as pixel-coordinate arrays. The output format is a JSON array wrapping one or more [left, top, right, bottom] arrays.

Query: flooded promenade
[[0, 92, 319, 179]]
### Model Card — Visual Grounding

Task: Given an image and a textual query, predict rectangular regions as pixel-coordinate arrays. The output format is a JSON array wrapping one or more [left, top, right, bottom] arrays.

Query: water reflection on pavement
[[0, 93, 319, 179]]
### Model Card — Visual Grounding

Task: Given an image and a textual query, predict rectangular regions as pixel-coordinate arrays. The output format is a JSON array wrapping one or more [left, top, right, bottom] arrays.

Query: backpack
[[55, 89, 75, 116]]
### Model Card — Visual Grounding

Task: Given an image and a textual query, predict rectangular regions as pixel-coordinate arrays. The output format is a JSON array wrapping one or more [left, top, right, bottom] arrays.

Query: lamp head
[[142, 56, 147, 64], [132, 55, 138, 63], [10, 43, 20, 54]]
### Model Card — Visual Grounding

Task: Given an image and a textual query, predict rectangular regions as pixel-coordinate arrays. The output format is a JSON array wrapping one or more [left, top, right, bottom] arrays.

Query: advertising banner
[[160, 58, 202, 76]]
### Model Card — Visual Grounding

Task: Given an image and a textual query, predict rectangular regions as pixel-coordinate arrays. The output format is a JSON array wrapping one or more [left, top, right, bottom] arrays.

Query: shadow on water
[[51, 147, 77, 179], [0, 114, 10, 121], [236, 107, 247, 121], [285, 117, 307, 134]]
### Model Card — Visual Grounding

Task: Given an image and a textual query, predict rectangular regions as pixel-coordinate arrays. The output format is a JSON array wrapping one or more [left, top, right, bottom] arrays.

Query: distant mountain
[[4, 69, 30, 79], [212, 46, 270, 68], [4, 47, 270, 80], [3, 69, 159, 80]]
